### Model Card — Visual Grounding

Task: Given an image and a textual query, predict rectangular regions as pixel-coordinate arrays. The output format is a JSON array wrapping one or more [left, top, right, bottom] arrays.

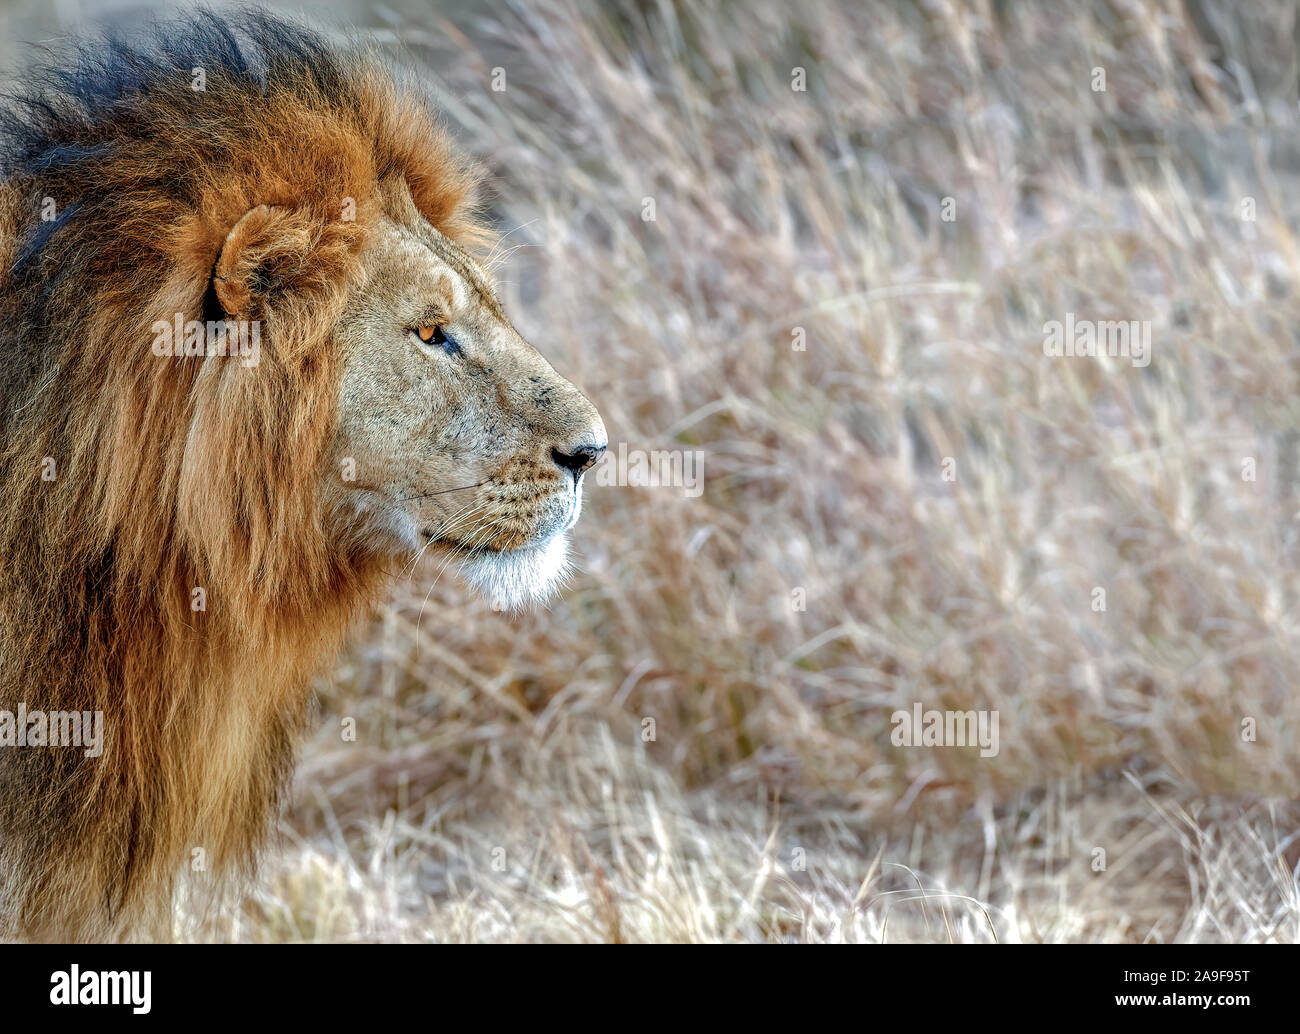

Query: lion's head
[[189, 41, 606, 614], [211, 178, 607, 614], [322, 183, 605, 610]]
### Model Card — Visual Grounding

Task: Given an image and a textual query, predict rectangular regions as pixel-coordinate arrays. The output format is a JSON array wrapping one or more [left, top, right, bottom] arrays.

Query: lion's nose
[[551, 443, 606, 478]]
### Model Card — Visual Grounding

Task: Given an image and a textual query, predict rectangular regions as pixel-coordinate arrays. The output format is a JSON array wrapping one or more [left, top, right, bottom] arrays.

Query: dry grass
[[10, 0, 1300, 941]]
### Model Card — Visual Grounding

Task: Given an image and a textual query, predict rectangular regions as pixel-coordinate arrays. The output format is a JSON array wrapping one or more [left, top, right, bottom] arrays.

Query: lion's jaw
[[456, 531, 573, 611]]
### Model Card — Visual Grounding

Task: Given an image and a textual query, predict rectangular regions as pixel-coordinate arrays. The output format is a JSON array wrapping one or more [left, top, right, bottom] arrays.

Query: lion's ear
[[214, 206, 293, 318], [213, 205, 361, 320]]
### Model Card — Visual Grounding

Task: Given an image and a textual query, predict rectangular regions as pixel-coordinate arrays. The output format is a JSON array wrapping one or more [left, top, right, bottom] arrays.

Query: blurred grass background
[[4, 0, 1299, 941]]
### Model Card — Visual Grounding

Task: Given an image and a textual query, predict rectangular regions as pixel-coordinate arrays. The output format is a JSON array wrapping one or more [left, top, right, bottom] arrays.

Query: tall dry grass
[[9, 0, 1300, 941], [230, 0, 1298, 943]]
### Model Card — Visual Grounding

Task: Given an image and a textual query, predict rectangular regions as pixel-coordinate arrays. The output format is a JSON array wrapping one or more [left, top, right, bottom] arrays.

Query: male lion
[[0, 11, 605, 941]]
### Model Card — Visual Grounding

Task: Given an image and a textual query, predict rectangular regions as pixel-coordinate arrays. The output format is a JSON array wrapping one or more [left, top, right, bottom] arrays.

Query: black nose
[[551, 443, 606, 477]]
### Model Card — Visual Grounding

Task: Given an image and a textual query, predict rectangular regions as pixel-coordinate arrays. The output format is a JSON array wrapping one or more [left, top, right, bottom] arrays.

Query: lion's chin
[[456, 532, 572, 612]]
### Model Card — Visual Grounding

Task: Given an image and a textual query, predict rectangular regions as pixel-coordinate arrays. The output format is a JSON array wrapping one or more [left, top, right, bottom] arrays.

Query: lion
[[0, 10, 605, 942]]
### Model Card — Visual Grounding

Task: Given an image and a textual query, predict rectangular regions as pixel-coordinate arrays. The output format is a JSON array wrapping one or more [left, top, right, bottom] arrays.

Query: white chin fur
[[456, 533, 571, 612]]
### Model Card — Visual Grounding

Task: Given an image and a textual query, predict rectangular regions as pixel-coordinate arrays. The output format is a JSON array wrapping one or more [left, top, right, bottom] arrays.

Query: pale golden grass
[[186, 0, 1299, 943], [12, 0, 1299, 941]]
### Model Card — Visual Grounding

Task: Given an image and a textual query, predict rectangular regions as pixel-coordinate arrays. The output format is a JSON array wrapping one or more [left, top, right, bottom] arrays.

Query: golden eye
[[411, 324, 460, 354]]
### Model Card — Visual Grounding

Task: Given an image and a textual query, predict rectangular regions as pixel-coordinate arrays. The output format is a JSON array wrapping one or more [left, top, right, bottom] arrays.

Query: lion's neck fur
[[0, 260, 382, 942], [0, 468, 384, 941]]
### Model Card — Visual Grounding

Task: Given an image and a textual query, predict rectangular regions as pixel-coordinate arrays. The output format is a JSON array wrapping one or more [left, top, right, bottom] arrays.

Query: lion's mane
[[0, 10, 483, 940]]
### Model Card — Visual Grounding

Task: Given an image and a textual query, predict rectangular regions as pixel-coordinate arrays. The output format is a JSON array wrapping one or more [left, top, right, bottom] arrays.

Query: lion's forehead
[[367, 219, 501, 324]]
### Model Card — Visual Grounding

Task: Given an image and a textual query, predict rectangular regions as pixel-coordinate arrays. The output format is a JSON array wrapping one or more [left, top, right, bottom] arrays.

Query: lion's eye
[[411, 324, 459, 355]]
